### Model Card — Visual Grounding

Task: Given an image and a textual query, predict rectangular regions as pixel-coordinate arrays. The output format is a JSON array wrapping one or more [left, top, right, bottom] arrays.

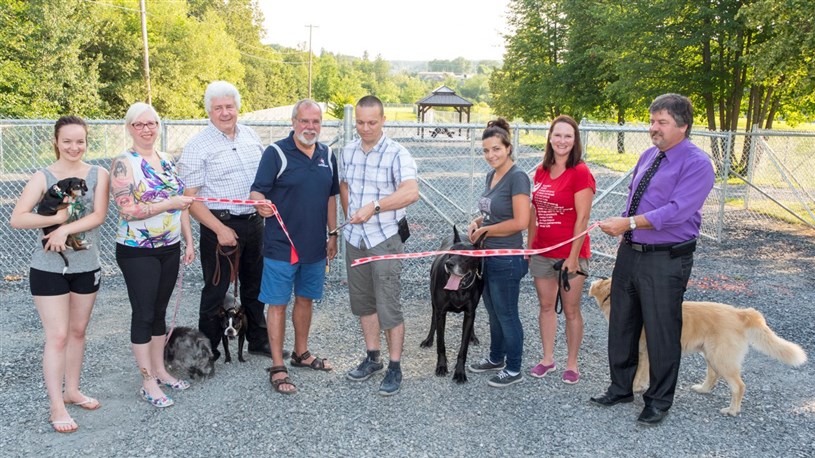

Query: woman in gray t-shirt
[[10, 116, 110, 433], [466, 118, 530, 388]]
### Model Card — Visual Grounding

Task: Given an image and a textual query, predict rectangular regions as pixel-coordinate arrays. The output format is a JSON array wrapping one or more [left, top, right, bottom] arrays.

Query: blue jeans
[[482, 255, 528, 373]]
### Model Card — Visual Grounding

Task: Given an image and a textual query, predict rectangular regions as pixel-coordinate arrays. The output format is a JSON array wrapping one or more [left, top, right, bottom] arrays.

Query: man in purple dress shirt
[[592, 94, 715, 426]]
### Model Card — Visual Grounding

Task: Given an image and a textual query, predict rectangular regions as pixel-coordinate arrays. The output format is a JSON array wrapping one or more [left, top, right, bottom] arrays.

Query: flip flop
[[51, 418, 78, 434], [64, 396, 101, 411]]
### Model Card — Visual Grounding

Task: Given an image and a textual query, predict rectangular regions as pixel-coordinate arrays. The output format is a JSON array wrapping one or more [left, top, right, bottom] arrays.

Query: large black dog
[[36, 177, 89, 272], [420, 226, 487, 383]]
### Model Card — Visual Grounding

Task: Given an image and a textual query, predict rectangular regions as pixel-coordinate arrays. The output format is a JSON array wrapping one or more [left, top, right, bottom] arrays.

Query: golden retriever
[[589, 278, 807, 416]]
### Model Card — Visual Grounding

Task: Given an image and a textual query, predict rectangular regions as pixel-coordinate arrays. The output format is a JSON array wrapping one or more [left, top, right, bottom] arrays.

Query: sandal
[[156, 377, 191, 391], [139, 388, 174, 408], [51, 418, 78, 434], [267, 365, 297, 394], [290, 350, 332, 371], [64, 395, 101, 410]]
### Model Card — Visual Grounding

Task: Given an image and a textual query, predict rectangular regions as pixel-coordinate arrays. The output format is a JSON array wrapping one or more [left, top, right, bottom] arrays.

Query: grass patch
[[726, 198, 815, 226], [583, 146, 640, 172]]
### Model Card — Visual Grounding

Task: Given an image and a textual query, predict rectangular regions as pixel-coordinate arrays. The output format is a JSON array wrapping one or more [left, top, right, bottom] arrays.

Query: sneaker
[[562, 369, 580, 384], [346, 357, 385, 381], [487, 370, 524, 388], [530, 362, 556, 378], [468, 357, 506, 373], [378, 368, 402, 396]]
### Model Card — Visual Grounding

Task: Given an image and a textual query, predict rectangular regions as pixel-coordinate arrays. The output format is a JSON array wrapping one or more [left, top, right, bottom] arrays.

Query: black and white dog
[[164, 327, 215, 379], [220, 294, 247, 363], [420, 225, 487, 383], [36, 177, 89, 272]]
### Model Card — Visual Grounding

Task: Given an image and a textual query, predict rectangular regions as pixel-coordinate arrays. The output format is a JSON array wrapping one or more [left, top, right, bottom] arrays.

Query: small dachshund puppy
[[36, 177, 89, 272]]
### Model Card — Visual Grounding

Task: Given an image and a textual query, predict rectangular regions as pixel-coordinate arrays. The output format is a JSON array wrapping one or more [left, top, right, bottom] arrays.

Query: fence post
[[716, 132, 733, 242], [470, 126, 477, 212], [580, 118, 589, 159], [512, 124, 520, 157], [160, 121, 168, 154], [744, 125, 759, 210], [343, 105, 353, 144]]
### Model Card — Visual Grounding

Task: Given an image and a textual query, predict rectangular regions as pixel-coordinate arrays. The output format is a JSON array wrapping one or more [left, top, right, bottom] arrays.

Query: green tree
[[491, 0, 567, 121], [0, 0, 103, 117]]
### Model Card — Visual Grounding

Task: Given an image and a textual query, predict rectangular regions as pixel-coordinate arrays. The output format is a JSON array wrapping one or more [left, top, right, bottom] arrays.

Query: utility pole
[[139, 0, 152, 104], [305, 24, 318, 99]]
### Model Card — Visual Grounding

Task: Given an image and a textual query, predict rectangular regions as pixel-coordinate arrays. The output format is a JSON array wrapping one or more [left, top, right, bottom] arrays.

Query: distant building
[[417, 71, 471, 82]]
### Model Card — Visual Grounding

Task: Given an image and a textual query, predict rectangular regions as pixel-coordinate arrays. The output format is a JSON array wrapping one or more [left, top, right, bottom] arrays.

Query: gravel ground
[[1, 213, 813, 457]]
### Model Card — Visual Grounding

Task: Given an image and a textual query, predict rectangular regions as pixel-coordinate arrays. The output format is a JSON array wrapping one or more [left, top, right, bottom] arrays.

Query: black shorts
[[29, 268, 101, 296]]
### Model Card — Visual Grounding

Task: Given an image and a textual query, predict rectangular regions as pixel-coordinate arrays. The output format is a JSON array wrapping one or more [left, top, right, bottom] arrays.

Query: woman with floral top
[[110, 102, 194, 408]]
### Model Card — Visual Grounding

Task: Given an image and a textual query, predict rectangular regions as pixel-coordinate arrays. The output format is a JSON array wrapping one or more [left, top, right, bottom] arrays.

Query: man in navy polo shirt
[[250, 99, 339, 394]]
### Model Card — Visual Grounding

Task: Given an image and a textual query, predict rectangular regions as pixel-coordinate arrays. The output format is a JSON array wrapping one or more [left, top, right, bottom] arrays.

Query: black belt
[[211, 209, 257, 221], [625, 241, 675, 252]]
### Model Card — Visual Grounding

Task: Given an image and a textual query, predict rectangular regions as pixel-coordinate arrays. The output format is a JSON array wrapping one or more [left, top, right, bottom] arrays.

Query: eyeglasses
[[131, 121, 158, 130]]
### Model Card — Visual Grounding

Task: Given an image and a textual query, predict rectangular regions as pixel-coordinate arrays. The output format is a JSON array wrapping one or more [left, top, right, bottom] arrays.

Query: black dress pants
[[607, 243, 693, 410], [198, 216, 267, 353]]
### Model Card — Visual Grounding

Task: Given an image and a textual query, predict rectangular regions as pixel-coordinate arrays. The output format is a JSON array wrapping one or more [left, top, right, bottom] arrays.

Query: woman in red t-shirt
[[527, 115, 596, 384]]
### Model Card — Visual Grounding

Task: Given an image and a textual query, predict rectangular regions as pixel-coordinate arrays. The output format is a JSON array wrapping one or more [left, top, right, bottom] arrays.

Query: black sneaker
[[487, 370, 524, 388], [378, 368, 402, 396], [346, 357, 385, 381], [468, 357, 506, 373]]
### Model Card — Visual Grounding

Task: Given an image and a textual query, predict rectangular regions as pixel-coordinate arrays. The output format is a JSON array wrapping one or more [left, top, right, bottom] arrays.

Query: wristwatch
[[629, 216, 637, 230], [373, 200, 381, 214]]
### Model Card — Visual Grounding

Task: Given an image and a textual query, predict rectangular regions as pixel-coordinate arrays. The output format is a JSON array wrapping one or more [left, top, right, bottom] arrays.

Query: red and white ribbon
[[191, 196, 299, 264], [351, 222, 601, 267]]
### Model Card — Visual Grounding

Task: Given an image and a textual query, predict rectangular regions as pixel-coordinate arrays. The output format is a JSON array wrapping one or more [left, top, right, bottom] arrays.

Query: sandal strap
[[292, 350, 312, 363], [268, 365, 288, 375], [310, 357, 327, 370]]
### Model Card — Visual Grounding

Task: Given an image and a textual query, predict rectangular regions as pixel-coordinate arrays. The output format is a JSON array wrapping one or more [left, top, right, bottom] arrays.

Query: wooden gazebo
[[416, 85, 473, 137]]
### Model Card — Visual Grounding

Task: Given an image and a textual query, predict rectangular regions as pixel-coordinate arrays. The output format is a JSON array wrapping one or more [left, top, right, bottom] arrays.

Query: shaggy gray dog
[[164, 326, 215, 379]]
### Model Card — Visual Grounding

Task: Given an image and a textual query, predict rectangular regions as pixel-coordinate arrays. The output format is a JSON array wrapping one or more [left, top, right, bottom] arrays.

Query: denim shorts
[[259, 258, 326, 305]]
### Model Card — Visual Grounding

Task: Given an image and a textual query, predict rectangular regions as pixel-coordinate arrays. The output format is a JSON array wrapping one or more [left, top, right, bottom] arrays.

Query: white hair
[[291, 99, 322, 120], [124, 102, 161, 141], [205, 81, 241, 112]]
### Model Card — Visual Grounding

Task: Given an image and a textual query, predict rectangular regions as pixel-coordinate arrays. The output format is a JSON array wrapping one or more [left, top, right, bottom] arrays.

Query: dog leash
[[552, 259, 588, 315], [351, 222, 602, 267]]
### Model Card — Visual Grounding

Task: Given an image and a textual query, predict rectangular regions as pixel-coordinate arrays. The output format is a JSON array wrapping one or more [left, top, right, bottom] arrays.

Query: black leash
[[552, 259, 588, 315]]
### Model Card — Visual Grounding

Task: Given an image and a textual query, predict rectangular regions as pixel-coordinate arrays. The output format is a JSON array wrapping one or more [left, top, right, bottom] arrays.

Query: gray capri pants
[[344, 234, 404, 329]]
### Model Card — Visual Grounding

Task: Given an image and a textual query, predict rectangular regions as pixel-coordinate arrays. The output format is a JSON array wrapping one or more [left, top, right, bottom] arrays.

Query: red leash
[[191, 196, 299, 264]]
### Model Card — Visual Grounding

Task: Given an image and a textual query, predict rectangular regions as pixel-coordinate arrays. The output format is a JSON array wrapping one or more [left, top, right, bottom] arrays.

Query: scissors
[[328, 221, 350, 237]]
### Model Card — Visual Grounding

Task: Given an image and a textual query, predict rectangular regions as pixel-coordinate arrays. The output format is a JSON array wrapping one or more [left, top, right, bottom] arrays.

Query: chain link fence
[[2, 117, 813, 284]]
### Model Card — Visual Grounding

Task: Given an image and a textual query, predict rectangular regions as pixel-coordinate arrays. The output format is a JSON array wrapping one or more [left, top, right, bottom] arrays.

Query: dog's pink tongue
[[444, 274, 463, 290]]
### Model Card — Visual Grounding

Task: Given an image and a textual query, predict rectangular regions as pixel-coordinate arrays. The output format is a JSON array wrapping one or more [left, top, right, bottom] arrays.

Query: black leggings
[[116, 243, 180, 344]]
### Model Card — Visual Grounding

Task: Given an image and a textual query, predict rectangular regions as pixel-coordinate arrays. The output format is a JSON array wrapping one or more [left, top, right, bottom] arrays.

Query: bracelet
[[146, 203, 153, 216], [328, 233, 338, 238]]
